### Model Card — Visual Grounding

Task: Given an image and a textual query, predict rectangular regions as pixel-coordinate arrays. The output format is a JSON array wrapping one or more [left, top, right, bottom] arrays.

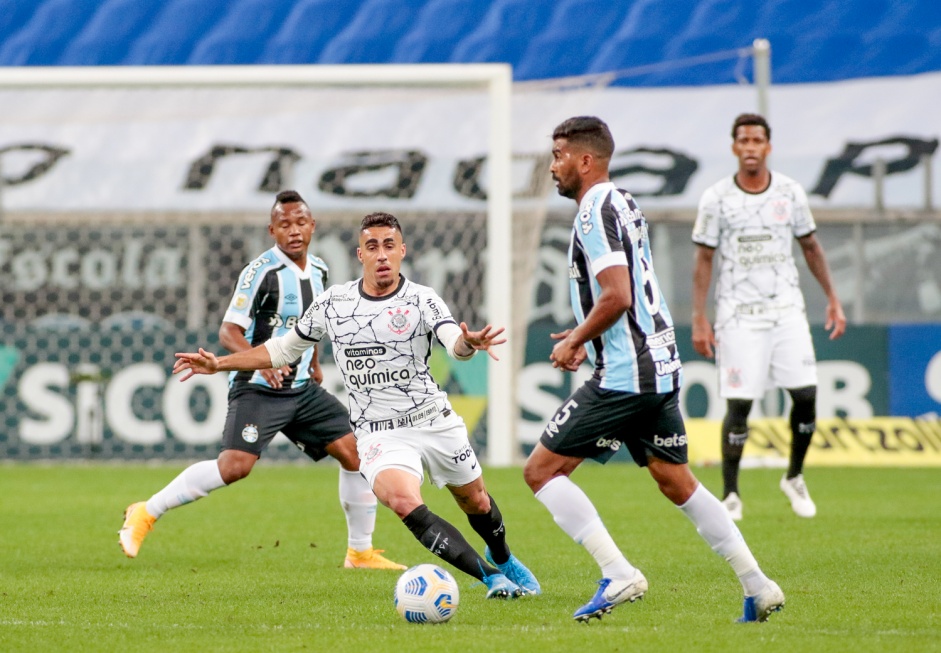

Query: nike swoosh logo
[[470, 461, 477, 469], [606, 582, 643, 602]]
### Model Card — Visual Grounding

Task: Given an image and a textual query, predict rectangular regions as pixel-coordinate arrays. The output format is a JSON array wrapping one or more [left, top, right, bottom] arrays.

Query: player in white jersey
[[173, 212, 539, 600], [119, 191, 403, 571], [524, 116, 783, 623], [692, 113, 846, 521]]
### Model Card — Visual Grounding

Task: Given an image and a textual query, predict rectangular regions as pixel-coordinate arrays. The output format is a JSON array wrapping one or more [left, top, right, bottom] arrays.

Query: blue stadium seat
[[260, 0, 360, 63], [0, 0, 99, 65], [775, 32, 866, 83], [318, 0, 422, 64], [683, 0, 759, 38], [0, 0, 38, 42], [515, 0, 624, 80], [759, 0, 891, 40], [586, 0, 695, 84], [2, 0, 940, 85], [607, 0, 693, 42], [867, 0, 941, 37], [859, 32, 934, 77], [653, 34, 755, 86], [58, 0, 163, 65], [924, 28, 941, 71], [585, 35, 668, 85], [450, 0, 556, 67], [188, 0, 294, 64], [124, 0, 230, 65], [391, 0, 490, 63]]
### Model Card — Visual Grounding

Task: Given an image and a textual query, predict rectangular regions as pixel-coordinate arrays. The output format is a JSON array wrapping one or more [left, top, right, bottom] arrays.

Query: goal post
[[0, 64, 519, 466]]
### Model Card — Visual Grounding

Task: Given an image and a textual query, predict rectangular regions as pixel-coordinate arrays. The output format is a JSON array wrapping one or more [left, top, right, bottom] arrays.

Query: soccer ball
[[394, 564, 460, 624]]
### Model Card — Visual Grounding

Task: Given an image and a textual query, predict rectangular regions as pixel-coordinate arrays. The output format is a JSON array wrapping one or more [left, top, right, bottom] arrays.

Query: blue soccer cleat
[[482, 572, 523, 599], [738, 579, 785, 623], [573, 570, 648, 622], [485, 547, 542, 595]]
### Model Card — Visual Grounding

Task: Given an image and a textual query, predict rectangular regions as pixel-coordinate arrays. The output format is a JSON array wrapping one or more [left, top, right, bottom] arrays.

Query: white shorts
[[715, 313, 817, 399], [356, 411, 482, 489]]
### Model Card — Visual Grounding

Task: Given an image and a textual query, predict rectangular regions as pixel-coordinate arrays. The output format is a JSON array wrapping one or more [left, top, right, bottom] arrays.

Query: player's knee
[[522, 458, 555, 493], [523, 445, 575, 493], [789, 385, 816, 423], [327, 434, 361, 472], [217, 451, 256, 484], [648, 459, 698, 505], [725, 399, 752, 434], [522, 460, 540, 492]]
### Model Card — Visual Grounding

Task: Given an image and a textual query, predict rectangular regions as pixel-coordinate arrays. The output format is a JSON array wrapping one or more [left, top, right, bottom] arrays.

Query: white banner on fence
[[1, 71, 939, 211]]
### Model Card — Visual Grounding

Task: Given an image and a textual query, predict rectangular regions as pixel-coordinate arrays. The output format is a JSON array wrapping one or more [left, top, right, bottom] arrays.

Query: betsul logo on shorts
[[595, 437, 621, 451], [653, 433, 687, 448]]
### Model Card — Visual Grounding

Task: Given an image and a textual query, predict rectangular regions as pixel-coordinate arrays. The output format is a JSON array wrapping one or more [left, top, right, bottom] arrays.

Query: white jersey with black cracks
[[693, 171, 817, 329], [296, 276, 457, 437]]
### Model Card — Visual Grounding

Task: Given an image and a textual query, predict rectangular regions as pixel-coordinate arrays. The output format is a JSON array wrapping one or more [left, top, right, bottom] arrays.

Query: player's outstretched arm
[[173, 344, 274, 382], [459, 322, 507, 361]]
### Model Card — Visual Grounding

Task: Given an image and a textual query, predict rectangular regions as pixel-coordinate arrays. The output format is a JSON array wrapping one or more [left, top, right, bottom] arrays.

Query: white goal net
[[0, 65, 526, 465]]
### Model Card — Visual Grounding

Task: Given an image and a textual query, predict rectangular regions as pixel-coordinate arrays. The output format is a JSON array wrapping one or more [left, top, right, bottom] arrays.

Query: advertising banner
[[1, 72, 940, 211], [687, 417, 941, 467], [888, 324, 941, 417]]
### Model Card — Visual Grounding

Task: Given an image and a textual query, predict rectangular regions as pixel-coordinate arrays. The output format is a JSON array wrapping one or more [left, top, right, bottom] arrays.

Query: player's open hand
[[173, 348, 220, 382], [550, 329, 587, 371], [460, 322, 507, 361]]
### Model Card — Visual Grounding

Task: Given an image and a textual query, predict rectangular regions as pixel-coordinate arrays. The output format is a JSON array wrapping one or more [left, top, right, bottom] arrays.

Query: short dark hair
[[273, 189, 307, 210], [361, 211, 402, 233], [732, 113, 771, 141], [552, 116, 615, 159]]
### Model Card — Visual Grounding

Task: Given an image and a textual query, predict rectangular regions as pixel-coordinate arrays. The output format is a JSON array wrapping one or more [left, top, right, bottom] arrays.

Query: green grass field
[[1, 463, 938, 652]]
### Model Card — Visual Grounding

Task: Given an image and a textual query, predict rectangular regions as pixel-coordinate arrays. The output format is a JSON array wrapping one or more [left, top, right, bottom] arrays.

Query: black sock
[[721, 405, 750, 497], [788, 415, 815, 478], [402, 504, 498, 581], [466, 495, 510, 565], [787, 386, 817, 479]]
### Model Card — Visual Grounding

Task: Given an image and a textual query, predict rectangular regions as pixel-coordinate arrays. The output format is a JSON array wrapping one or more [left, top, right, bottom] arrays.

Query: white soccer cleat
[[739, 579, 785, 622], [722, 492, 744, 521], [573, 569, 648, 621], [780, 474, 816, 518]]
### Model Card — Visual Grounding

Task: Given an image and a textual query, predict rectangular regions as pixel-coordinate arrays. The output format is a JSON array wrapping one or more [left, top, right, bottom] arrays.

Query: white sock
[[535, 475, 636, 580], [339, 469, 377, 551], [145, 459, 226, 518], [678, 483, 769, 595]]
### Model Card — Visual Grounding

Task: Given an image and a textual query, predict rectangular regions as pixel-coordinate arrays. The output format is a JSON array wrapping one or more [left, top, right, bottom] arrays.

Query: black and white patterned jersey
[[223, 245, 328, 391], [693, 171, 816, 329], [294, 275, 456, 436]]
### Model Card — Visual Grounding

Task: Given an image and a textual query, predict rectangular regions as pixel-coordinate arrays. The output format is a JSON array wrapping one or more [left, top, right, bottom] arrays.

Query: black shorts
[[222, 381, 353, 461], [539, 379, 687, 467]]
